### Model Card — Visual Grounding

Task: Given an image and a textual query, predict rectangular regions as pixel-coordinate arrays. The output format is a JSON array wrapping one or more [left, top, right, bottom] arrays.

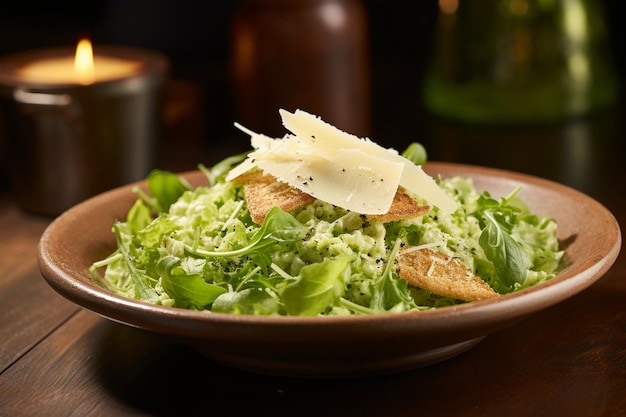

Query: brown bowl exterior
[[38, 162, 621, 377]]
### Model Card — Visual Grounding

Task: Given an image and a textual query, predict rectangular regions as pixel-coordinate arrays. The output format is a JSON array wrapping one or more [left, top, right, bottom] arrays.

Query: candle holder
[[0, 45, 169, 216]]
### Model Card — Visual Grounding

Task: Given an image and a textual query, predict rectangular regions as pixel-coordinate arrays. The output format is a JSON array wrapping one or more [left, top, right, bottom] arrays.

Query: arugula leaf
[[369, 238, 417, 312], [401, 142, 428, 166], [112, 223, 159, 302], [133, 170, 191, 215], [200, 151, 250, 185], [147, 170, 191, 213], [476, 189, 532, 292], [126, 199, 152, 234], [185, 207, 308, 259], [212, 288, 279, 315], [279, 257, 350, 316], [156, 256, 227, 309]]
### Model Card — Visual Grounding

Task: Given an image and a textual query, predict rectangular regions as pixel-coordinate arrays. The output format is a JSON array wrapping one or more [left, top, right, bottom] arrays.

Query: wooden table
[[1, 100, 624, 416]]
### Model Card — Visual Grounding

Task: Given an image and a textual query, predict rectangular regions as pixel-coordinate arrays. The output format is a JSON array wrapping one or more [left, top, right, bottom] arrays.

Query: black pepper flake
[[309, 176, 314, 181]]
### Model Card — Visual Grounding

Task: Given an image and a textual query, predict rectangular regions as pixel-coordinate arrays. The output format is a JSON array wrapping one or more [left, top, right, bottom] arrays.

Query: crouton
[[396, 248, 499, 301]]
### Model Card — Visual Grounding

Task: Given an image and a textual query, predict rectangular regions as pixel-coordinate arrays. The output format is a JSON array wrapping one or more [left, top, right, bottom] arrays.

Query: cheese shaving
[[226, 109, 459, 215]]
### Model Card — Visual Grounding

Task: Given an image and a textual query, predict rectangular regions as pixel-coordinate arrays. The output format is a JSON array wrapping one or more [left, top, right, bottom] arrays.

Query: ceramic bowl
[[38, 162, 621, 378]]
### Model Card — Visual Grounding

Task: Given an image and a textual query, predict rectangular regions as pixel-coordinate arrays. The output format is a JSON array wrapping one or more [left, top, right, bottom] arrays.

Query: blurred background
[[0, 0, 624, 198]]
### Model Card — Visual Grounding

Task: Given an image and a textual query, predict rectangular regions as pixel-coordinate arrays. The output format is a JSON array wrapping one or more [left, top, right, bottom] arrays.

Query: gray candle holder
[[0, 45, 169, 216]]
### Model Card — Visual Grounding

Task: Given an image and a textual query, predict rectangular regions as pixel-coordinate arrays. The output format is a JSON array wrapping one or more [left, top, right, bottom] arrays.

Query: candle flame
[[75, 38, 95, 84]]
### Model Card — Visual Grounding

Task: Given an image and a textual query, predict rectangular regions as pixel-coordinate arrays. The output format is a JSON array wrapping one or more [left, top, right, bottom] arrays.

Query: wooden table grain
[[1, 103, 625, 417]]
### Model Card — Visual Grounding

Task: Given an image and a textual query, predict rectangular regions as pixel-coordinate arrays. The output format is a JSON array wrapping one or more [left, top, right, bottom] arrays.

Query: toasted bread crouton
[[233, 170, 431, 225], [234, 170, 316, 224], [396, 248, 499, 302], [368, 191, 430, 223]]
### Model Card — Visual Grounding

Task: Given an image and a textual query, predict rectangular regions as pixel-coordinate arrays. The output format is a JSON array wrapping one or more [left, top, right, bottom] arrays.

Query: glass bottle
[[422, 0, 619, 125], [230, 0, 370, 137]]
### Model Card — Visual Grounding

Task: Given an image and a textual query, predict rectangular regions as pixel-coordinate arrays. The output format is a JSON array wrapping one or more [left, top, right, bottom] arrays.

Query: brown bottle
[[230, 0, 370, 137]]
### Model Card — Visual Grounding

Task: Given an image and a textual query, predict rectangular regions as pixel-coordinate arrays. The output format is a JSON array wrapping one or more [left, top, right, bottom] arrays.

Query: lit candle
[[0, 40, 169, 216], [14, 38, 143, 85]]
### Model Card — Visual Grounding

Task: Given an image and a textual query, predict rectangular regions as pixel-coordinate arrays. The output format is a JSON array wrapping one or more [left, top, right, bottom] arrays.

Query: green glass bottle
[[422, 0, 619, 125]]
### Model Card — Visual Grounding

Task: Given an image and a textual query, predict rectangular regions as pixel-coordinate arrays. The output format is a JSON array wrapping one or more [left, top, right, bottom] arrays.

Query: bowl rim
[[37, 161, 622, 336]]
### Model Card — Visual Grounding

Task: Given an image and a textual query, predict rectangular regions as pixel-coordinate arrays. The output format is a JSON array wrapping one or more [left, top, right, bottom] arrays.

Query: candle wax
[[16, 55, 143, 84]]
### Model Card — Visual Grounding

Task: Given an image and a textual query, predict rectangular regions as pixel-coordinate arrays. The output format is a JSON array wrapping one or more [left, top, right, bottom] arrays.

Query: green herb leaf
[[112, 223, 159, 301], [201, 151, 250, 185], [401, 142, 428, 166], [157, 256, 227, 309], [479, 210, 532, 291], [126, 199, 153, 234], [186, 206, 308, 259], [212, 288, 279, 315], [369, 238, 417, 312], [146, 170, 191, 213], [279, 257, 350, 316]]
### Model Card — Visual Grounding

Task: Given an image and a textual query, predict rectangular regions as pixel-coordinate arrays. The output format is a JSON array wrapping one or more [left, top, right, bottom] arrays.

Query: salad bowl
[[38, 162, 621, 378]]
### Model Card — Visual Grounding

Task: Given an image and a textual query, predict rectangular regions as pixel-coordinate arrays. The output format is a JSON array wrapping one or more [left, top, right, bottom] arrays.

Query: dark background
[[0, 0, 624, 170]]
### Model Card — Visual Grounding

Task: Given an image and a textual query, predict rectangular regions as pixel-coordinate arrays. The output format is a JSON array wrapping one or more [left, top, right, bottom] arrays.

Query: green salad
[[90, 144, 563, 316]]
